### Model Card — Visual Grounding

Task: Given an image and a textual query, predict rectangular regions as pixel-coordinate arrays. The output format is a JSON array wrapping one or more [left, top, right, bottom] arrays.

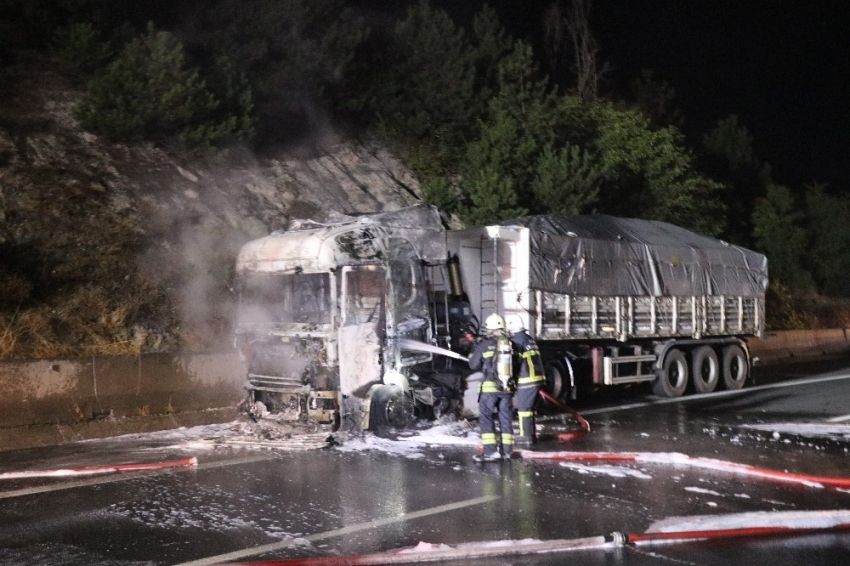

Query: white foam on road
[[646, 509, 850, 533], [743, 422, 850, 439], [558, 462, 652, 479]]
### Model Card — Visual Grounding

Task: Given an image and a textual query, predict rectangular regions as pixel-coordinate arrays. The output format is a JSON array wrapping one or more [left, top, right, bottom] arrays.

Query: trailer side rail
[[536, 292, 764, 341]]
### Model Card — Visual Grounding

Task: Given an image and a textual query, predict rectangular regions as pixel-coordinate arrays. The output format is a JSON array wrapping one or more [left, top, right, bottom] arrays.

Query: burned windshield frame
[[341, 265, 386, 326], [238, 272, 331, 324]]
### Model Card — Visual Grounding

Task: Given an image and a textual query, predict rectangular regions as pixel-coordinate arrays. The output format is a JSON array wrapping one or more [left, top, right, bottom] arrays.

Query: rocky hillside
[[0, 56, 422, 359]]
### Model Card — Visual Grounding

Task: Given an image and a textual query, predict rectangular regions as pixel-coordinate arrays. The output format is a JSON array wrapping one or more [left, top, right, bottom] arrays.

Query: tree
[[74, 23, 254, 149], [543, 0, 607, 100], [703, 115, 757, 170], [700, 115, 771, 246], [456, 41, 567, 223], [1, 0, 110, 50], [752, 183, 813, 291], [186, 0, 366, 146], [469, 4, 515, 111], [529, 144, 602, 215], [359, 1, 516, 202], [804, 183, 850, 297], [51, 22, 114, 83], [362, 0, 479, 148], [589, 101, 726, 235], [444, 40, 724, 232], [630, 69, 683, 129]]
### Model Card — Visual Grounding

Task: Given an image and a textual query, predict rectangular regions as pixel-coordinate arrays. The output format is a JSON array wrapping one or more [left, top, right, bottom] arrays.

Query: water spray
[[395, 338, 469, 362]]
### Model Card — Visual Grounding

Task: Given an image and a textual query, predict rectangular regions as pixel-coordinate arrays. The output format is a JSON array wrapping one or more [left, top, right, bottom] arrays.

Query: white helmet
[[484, 313, 506, 332], [505, 315, 525, 334]]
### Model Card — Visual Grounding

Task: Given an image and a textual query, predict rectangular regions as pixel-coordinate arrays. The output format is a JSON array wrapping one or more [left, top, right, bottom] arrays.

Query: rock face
[[0, 58, 422, 358]]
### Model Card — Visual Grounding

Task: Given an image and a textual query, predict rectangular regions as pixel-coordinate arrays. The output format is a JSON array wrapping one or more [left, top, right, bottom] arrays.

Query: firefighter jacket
[[510, 330, 545, 389], [468, 336, 510, 394]]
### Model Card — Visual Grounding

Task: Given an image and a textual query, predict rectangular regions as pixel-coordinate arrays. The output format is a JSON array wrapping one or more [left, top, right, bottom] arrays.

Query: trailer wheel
[[721, 344, 748, 390], [543, 359, 567, 401], [369, 385, 414, 431], [653, 348, 688, 398], [690, 345, 719, 393]]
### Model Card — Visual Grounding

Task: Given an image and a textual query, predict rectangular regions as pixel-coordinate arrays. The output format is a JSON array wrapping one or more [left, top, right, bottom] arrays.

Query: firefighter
[[507, 315, 545, 448], [468, 313, 514, 461]]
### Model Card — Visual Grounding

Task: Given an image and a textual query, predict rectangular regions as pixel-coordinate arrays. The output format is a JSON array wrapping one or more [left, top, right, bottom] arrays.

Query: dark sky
[[434, 0, 850, 190]]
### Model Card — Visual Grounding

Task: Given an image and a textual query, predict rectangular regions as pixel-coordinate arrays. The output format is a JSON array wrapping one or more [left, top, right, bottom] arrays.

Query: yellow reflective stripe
[[519, 351, 542, 379], [518, 376, 545, 385], [479, 381, 501, 393], [481, 433, 497, 444], [517, 411, 534, 418], [482, 351, 494, 358], [501, 434, 513, 444]]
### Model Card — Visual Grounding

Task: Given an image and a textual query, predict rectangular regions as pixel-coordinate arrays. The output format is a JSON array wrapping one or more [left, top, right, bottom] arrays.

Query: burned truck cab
[[233, 205, 449, 431]]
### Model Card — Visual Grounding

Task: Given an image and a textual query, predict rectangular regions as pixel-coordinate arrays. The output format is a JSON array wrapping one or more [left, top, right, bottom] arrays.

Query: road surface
[[2, 357, 850, 565]]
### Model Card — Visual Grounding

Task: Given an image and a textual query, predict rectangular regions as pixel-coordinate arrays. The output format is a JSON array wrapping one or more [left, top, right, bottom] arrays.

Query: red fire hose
[[228, 510, 850, 565], [0, 457, 198, 480], [537, 389, 590, 440], [518, 450, 850, 489]]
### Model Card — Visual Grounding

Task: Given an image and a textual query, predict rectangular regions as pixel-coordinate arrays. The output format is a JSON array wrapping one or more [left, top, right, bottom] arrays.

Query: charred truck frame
[[234, 205, 768, 430], [233, 205, 467, 431]]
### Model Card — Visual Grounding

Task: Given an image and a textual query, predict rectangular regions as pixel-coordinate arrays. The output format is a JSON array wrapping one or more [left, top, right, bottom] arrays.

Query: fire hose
[[0, 457, 198, 480], [228, 510, 850, 565], [537, 388, 590, 440], [519, 450, 850, 489]]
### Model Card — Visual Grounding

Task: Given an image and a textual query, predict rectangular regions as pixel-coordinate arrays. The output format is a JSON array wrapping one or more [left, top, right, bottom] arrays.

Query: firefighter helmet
[[484, 313, 506, 332], [506, 315, 525, 334]]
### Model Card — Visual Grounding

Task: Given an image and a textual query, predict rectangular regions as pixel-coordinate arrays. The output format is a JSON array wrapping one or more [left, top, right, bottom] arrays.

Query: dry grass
[[0, 315, 21, 358], [766, 282, 850, 331], [0, 273, 235, 360], [0, 283, 170, 359]]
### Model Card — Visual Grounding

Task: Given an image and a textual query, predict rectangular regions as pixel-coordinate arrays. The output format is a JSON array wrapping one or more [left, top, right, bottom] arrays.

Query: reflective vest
[[511, 331, 545, 388]]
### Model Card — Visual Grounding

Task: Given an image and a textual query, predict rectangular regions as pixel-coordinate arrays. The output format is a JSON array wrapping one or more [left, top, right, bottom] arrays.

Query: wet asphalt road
[[2, 357, 850, 565]]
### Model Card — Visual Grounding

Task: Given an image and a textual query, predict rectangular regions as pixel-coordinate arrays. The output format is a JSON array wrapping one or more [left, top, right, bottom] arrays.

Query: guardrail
[[0, 329, 848, 451], [0, 352, 245, 450]]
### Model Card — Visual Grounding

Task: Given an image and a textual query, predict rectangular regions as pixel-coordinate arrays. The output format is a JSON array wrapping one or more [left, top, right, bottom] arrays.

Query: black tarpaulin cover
[[500, 214, 768, 298]]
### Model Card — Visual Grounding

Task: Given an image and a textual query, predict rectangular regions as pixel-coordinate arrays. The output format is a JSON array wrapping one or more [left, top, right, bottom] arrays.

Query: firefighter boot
[[474, 451, 503, 462], [516, 410, 536, 448]]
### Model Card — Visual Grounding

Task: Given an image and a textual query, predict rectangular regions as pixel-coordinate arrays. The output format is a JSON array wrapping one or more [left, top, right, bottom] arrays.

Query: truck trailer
[[233, 205, 768, 431], [440, 215, 768, 401]]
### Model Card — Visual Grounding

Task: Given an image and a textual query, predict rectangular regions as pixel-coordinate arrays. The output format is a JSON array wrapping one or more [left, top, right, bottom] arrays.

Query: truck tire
[[369, 385, 414, 431], [690, 345, 719, 393], [653, 348, 688, 398], [721, 344, 748, 390], [543, 359, 567, 401]]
